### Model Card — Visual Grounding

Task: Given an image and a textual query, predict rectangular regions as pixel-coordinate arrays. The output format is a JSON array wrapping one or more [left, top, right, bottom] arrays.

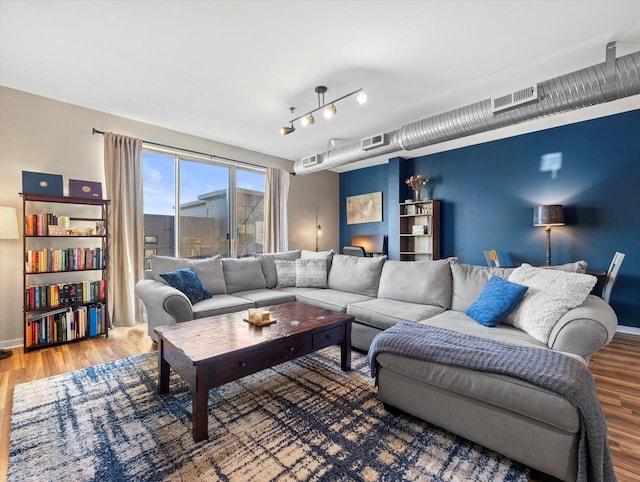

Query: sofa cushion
[[192, 294, 255, 319], [294, 289, 373, 313], [506, 265, 597, 344], [221, 258, 267, 293], [296, 258, 328, 288], [159, 267, 212, 304], [327, 254, 386, 297], [232, 289, 296, 307], [542, 260, 588, 274], [450, 261, 515, 312], [151, 254, 226, 294], [466, 276, 528, 327], [375, 352, 580, 433], [300, 249, 334, 260], [274, 260, 296, 288], [347, 298, 445, 331], [256, 250, 301, 288], [378, 259, 452, 308]]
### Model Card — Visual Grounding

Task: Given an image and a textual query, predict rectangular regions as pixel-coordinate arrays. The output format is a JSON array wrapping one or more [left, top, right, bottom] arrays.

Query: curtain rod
[[92, 128, 295, 175]]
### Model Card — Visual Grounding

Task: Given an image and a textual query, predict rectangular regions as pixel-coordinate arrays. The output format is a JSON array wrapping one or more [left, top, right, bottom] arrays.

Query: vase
[[413, 188, 422, 202]]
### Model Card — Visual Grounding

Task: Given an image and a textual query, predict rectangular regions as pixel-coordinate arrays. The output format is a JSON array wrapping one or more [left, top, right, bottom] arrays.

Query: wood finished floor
[[0, 326, 638, 482]]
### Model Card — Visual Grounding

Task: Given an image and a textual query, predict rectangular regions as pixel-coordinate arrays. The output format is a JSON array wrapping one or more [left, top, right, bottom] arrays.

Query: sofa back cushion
[[378, 259, 452, 308], [151, 254, 226, 294], [327, 254, 386, 297], [222, 258, 267, 293], [256, 250, 301, 288], [450, 262, 515, 312]]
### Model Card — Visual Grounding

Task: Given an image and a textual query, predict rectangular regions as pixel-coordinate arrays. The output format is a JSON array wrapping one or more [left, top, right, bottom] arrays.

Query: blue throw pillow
[[466, 276, 528, 327], [159, 267, 212, 304]]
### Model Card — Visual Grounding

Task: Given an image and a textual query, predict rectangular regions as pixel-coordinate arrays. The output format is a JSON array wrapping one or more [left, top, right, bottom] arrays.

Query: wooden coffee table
[[154, 301, 353, 442]]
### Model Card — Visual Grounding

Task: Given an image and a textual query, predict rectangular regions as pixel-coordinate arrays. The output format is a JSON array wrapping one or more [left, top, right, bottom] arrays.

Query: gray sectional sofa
[[134, 250, 617, 482]]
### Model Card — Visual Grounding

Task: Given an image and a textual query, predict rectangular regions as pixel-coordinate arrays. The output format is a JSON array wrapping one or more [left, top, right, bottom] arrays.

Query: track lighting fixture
[[280, 123, 295, 135], [280, 85, 366, 135]]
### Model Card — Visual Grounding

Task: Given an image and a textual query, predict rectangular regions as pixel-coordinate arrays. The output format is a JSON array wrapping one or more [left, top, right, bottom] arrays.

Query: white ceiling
[[1, 1, 639, 172]]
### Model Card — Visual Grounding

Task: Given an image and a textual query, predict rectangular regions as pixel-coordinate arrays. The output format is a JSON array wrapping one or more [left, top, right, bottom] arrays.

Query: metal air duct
[[294, 44, 640, 175]]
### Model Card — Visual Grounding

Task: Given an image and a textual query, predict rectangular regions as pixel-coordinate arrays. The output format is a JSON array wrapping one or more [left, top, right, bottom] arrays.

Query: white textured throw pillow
[[506, 265, 596, 344], [295, 258, 328, 288]]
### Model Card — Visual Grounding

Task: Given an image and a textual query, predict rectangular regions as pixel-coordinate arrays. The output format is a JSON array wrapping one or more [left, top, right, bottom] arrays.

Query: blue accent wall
[[339, 109, 640, 328]]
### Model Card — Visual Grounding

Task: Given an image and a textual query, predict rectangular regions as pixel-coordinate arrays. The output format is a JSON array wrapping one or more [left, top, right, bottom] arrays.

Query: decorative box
[[69, 179, 103, 199], [22, 171, 64, 196]]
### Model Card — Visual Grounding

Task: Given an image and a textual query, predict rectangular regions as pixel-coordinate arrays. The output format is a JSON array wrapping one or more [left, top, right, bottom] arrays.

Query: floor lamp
[[533, 204, 565, 266], [315, 224, 322, 252], [0, 206, 20, 359]]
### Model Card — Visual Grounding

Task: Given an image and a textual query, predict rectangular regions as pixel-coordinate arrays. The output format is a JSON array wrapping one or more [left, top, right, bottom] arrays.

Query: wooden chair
[[602, 252, 625, 304], [484, 249, 501, 267]]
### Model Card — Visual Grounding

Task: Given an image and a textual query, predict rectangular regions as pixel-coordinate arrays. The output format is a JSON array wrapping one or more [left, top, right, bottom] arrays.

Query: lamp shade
[[0, 206, 19, 239], [533, 205, 565, 226]]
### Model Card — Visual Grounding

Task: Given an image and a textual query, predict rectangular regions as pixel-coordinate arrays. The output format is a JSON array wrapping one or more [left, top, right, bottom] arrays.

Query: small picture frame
[[95, 221, 105, 236]]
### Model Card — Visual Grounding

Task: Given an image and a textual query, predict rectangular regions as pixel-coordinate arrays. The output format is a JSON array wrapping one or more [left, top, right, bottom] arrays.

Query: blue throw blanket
[[367, 322, 616, 482]]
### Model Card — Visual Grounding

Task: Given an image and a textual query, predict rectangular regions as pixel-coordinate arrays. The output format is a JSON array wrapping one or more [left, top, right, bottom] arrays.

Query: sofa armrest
[[547, 295, 618, 362], [134, 279, 195, 342]]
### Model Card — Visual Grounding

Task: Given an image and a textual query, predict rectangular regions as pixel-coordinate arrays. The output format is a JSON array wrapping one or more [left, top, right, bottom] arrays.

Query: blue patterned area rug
[[9, 346, 529, 481]]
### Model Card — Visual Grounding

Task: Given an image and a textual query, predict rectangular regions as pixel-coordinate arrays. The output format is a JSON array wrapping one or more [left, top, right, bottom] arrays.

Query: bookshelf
[[21, 193, 110, 351], [399, 200, 440, 261]]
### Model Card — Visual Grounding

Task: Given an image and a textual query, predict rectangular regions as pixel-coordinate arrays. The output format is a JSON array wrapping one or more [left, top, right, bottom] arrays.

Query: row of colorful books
[[25, 280, 106, 310], [26, 247, 104, 273], [24, 213, 71, 236], [26, 303, 107, 347]]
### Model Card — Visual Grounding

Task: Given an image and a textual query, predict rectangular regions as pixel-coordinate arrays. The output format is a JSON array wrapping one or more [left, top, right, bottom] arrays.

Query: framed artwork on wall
[[347, 192, 382, 225]]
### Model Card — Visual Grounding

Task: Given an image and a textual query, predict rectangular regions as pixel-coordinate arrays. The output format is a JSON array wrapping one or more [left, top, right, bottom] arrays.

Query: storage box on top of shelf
[[69, 179, 103, 199], [21, 171, 63, 196]]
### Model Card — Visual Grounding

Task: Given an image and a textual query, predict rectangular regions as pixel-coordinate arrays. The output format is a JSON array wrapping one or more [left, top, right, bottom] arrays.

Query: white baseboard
[[0, 338, 23, 350], [616, 325, 640, 336]]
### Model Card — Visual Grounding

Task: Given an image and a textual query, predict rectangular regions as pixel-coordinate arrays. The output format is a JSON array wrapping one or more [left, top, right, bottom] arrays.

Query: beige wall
[[0, 87, 339, 348]]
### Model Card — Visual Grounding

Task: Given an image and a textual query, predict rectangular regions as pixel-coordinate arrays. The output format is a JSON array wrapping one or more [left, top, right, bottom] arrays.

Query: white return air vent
[[301, 154, 320, 167], [361, 133, 389, 151], [491, 85, 538, 113]]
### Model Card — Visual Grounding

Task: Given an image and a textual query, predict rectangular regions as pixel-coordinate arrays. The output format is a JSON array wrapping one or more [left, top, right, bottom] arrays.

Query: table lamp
[[533, 204, 564, 266], [0, 206, 19, 359]]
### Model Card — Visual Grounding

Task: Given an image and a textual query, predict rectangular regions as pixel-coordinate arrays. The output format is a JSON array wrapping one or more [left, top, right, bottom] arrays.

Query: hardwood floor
[[0, 328, 638, 482]]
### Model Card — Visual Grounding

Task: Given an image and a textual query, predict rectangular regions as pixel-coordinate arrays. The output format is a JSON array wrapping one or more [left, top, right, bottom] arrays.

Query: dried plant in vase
[[405, 175, 429, 202]]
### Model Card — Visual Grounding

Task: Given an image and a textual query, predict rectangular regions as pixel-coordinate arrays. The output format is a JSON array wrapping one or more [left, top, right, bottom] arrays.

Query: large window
[[142, 149, 265, 268]]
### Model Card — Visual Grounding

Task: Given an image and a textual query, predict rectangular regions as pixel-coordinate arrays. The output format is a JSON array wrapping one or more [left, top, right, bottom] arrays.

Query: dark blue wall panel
[[338, 109, 640, 328]]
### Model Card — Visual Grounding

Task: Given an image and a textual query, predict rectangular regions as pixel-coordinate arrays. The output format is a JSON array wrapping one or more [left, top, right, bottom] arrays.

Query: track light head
[[301, 114, 315, 127], [355, 91, 367, 105], [280, 124, 295, 135], [324, 104, 337, 119]]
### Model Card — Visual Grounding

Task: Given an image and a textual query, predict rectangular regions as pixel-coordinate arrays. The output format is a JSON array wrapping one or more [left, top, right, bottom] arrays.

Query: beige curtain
[[264, 167, 290, 253], [104, 132, 144, 327]]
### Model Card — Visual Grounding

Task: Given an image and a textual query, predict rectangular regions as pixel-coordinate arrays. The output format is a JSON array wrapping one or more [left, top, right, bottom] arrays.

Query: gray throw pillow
[[378, 259, 453, 308], [275, 260, 296, 288], [221, 258, 267, 293], [450, 261, 515, 312], [256, 250, 301, 288], [327, 254, 386, 297], [151, 254, 226, 294], [295, 259, 328, 288], [542, 260, 588, 273]]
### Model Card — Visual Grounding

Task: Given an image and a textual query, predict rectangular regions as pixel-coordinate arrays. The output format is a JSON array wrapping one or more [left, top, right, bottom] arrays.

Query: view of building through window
[[142, 150, 265, 268]]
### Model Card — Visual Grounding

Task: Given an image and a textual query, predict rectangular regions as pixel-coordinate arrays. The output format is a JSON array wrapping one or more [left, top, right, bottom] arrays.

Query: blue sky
[[143, 151, 265, 215]]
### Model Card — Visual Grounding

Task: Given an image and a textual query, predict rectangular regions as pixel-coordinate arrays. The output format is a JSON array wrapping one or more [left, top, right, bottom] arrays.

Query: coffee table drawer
[[265, 336, 310, 364], [312, 325, 345, 350], [215, 350, 264, 385]]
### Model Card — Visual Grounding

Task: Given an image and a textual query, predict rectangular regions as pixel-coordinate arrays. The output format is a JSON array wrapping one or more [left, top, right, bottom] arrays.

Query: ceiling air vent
[[491, 85, 538, 113], [361, 133, 389, 151], [301, 154, 320, 167]]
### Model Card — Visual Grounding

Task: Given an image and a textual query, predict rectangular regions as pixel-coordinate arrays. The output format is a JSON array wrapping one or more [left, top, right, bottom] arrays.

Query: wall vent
[[301, 154, 320, 167], [361, 133, 389, 151], [491, 85, 538, 113]]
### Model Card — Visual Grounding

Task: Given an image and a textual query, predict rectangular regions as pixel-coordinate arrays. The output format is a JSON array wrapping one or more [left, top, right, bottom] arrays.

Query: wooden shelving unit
[[399, 200, 440, 261]]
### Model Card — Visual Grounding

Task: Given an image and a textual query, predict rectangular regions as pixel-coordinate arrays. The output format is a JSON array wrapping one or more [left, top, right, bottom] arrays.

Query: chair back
[[343, 246, 366, 257], [602, 252, 626, 304], [484, 249, 501, 267]]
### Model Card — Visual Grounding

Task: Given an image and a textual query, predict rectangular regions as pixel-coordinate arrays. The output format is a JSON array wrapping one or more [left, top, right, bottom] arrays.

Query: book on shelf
[[25, 302, 107, 347]]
